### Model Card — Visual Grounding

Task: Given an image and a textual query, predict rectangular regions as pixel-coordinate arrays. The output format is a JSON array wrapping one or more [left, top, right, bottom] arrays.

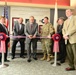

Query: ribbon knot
[[52, 34, 61, 52], [0, 33, 6, 53]]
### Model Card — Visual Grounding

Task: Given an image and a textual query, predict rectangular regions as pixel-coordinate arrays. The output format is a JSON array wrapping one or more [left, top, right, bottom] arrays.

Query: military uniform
[[41, 23, 54, 61]]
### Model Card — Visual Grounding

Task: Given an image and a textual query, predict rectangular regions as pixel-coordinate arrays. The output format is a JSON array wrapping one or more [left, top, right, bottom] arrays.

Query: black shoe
[[57, 58, 61, 61], [60, 60, 65, 63], [20, 56, 25, 58], [27, 59, 31, 62], [4, 59, 10, 62], [33, 57, 37, 60], [12, 57, 15, 59]]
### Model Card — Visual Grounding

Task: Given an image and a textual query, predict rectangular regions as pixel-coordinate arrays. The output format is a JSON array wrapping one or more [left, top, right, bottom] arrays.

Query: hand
[[32, 35, 36, 38], [28, 35, 33, 39], [6, 35, 8, 38], [63, 35, 69, 40], [47, 35, 51, 39]]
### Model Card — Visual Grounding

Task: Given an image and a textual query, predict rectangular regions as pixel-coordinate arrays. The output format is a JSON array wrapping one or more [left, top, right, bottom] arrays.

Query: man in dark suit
[[12, 18, 25, 59], [57, 17, 66, 63], [0, 16, 9, 62], [25, 16, 38, 62]]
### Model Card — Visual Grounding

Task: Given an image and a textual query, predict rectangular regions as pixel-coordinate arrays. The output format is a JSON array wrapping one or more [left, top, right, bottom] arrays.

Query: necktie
[[30, 24, 33, 30]]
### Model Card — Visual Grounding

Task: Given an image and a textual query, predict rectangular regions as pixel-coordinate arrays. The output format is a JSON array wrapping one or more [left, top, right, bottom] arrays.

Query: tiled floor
[[0, 56, 76, 75]]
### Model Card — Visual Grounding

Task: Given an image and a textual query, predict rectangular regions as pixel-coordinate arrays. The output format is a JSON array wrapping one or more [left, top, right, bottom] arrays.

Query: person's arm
[[62, 21, 66, 36], [13, 21, 18, 35], [25, 24, 29, 36], [34, 23, 38, 36], [47, 23, 55, 38], [63, 17, 76, 37], [49, 24, 55, 36], [67, 17, 76, 36], [62, 21, 69, 40], [0, 24, 2, 32]]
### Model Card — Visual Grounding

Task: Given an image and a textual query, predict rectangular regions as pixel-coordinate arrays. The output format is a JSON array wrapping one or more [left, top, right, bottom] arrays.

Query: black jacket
[[57, 24, 65, 43], [0, 23, 9, 42]]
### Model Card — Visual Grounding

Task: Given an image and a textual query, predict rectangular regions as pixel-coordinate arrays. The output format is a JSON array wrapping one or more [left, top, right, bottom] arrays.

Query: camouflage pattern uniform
[[40, 23, 55, 61]]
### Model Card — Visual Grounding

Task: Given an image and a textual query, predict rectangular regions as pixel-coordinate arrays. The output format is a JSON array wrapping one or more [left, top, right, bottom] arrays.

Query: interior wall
[[0, 6, 71, 34], [10, 6, 50, 34], [0, 6, 10, 30], [0, 6, 5, 16], [50, 9, 67, 25], [70, 0, 76, 6]]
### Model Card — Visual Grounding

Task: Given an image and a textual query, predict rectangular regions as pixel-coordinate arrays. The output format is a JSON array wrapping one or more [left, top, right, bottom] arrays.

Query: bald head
[[18, 18, 23, 24]]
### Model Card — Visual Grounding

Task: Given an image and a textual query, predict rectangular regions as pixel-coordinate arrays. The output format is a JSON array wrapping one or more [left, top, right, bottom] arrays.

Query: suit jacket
[[25, 22, 38, 43], [62, 16, 76, 44], [0, 23, 9, 43], [57, 24, 65, 43], [0, 23, 8, 35], [13, 21, 25, 41]]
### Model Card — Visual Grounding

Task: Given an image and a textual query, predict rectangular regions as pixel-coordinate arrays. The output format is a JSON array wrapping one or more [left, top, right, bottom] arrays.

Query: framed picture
[[25, 19, 29, 23], [25, 19, 36, 23], [38, 25, 43, 34], [12, 17, 19, 30]]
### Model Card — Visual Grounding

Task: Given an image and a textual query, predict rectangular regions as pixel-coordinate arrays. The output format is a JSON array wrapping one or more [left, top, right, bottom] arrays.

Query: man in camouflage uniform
[[40, 17, 55, 61]]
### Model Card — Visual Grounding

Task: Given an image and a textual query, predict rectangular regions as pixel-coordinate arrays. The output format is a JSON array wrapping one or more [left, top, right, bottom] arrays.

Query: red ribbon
[[0, 33, 6, 53], [52, 34, 61, 52]]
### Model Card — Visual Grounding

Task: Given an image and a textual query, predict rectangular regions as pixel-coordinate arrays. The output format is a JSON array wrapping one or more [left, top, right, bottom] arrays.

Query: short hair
[[0, 16, 5, 19], [66, 9, 74, 12], [57, 17, 65, 22], [44, 17, 49, 20], [29, 16, 34, 19]]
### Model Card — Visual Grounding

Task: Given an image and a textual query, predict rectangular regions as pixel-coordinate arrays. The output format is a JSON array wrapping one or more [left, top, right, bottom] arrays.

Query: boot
[[40, 54, 47, 60], [47, 54, 51, 62], [50, 55, 54, 59]]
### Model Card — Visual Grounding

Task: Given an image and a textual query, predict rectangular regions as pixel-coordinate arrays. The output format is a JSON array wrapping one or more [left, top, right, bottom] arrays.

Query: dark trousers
[[58, 42, 66, 61], [0, 38, 9, 61], [26, 39, 37, 59], [12, 39, 25, 58]]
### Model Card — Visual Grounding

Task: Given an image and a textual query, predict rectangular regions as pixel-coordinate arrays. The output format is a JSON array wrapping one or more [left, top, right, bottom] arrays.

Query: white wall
[[10, 6, 50, 34], [70, 0, 76, 6], [0, 7, 4, 16]]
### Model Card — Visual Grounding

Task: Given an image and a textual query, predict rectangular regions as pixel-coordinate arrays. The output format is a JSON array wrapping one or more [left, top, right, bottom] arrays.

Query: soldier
[[40, 17, 55, 62]]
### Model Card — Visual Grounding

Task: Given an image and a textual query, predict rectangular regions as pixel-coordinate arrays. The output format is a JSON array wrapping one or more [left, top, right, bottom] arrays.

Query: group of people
[[0, 9, 76, 71]]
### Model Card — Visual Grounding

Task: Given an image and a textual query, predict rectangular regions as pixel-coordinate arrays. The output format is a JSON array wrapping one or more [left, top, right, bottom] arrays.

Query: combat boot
[[47, 54, 51, 62], [40, 54, 47, 60]]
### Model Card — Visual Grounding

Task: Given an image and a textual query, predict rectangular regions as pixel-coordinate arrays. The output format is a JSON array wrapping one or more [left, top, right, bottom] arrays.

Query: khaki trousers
[[66, 42, 76, 68]]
